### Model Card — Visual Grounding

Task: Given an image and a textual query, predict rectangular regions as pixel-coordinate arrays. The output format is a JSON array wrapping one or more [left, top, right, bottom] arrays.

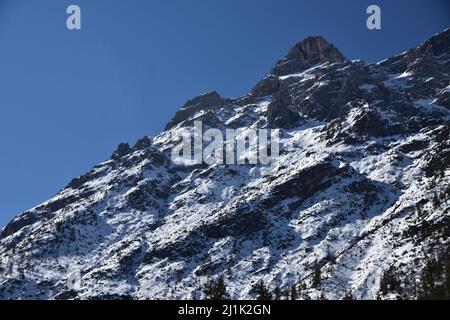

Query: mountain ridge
[[1, 28, 449, 300]]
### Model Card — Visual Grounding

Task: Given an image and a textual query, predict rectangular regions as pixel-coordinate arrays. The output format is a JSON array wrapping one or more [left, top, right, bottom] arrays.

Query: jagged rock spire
[[271, 36, 347, 76]]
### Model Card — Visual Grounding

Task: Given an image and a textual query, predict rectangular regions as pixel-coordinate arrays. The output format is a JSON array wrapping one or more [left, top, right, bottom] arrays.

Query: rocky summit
[[1, 28, 449, 300]]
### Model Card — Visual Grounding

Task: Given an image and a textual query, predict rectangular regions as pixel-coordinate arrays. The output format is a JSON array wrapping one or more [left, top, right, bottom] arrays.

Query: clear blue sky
[[0, 0, 449, 228]]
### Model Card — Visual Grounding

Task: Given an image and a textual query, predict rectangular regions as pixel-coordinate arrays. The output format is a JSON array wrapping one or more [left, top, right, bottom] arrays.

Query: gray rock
[[165, 91, 230, 129], [271, 36, 347, 76]]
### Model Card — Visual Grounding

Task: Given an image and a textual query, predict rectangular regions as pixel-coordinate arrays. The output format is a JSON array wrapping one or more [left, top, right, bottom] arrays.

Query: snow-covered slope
[[1, 28, 450, 300]]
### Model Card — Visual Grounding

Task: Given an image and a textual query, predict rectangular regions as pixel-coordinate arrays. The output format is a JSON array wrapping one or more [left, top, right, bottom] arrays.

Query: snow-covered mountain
[[1, 28, 449, 300]]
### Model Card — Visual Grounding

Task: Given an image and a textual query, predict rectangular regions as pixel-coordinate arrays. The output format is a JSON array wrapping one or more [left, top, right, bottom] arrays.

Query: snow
[[383, 72, 413, 89], [1, 31, 450, 300], [413, 98, 450, 116], [277, 63, 325, 80]]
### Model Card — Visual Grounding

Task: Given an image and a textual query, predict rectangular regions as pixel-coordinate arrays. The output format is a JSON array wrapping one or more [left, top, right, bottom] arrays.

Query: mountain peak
[[1, 28, 450, 301], [271, 36, 347, 76]]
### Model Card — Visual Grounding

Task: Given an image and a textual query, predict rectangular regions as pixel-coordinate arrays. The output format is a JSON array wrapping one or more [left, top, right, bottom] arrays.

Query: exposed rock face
[[266, 92, 300, 128], [414, 27, 450, 58], [1, 29, 450, 300], [250, 76, 280, 97], [164, 91, 229, 130], [112, 143, 131, 160], [271, 36, 347, 76]]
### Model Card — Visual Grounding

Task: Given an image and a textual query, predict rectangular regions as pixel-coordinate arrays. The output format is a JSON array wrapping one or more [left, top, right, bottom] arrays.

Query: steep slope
[[1, 29, 449, 300]]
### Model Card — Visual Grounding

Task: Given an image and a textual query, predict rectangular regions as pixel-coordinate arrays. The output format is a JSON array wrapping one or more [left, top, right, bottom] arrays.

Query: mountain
[[1, 29, 449, 300]]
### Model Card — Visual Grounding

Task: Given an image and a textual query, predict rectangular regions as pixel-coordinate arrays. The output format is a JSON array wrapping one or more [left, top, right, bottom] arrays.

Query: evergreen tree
[[312, 261, 322, 288], [343, 290, 354, 300], [299, 281, 307, 291], [320, 291, 328, 300], [297, 281, 304, 298], [290, 284, 297, 300], [282, 288, 290, 300], [432, 193, 440, 209], [375, 249, 450, 300], [379, 266, 401, 296], [273, 285, 281, 300], [445, 254, 450, 297], [376, 290, 383, 300], [255, 279, 272, 300], [203, 276, 229, 300], [418, 255, 449, 300]]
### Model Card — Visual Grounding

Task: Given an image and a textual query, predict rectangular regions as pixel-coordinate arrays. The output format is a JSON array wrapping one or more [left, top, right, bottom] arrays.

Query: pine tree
[[282, 288, 290, 300], [419, 258, 439, 299], [312, 261, 322, 288], [379, 266, 401, 295], [297, 281, 304, 298], [432, 193, 440, 209], [299, 281, 307, 291], [273, 285, 281, 300], [376, 290, 383, 300], [290, 284, 297, 300], [203, 276, 229, 300], [445, 254, 450, 298], [255, 279, 272, 300], [343, 290, 354, 300], [418, 254, 449, 300]]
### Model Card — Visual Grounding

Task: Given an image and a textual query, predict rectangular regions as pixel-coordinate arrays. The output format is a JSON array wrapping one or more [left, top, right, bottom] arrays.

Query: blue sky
[[0, 0, 449, 228]]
